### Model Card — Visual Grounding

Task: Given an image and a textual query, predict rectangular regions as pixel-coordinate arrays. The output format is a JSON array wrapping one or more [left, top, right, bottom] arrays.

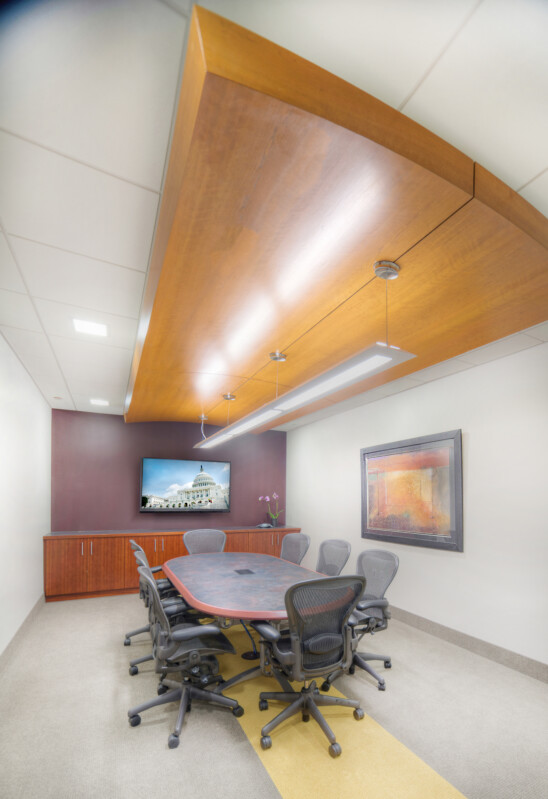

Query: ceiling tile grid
[[0, 0, 190, 413]]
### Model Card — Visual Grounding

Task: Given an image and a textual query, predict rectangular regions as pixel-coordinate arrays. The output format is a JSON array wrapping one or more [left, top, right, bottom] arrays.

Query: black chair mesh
[[280, 533, 310, 565], [184, 529, 226, 554], [286, 577, 363, 671], [316, 539, 351, 576]]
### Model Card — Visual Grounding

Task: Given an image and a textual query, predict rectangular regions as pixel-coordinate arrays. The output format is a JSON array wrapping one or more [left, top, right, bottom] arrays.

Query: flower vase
[[269, 515, 278, 528]]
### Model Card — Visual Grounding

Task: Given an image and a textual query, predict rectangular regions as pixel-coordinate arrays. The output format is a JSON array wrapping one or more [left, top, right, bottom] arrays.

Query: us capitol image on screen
[[143, 465, 229, 510]]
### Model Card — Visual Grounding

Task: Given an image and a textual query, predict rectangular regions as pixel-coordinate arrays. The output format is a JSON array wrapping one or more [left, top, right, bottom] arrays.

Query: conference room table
[[162, 551, 321, 692], [162, 551, 320, 621]]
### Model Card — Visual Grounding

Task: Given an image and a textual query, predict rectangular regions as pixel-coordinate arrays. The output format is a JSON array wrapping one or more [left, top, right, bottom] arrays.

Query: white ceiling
[[0, 0, 546, 420]]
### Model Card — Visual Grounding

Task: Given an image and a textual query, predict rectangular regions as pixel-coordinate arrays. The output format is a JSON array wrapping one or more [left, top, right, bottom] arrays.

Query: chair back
[[280, 532, 310, 565], [356, 549, 399, 599], [316, 539, 351, 576], [184, 529, 226, 554], [285, 575, 365, 676]]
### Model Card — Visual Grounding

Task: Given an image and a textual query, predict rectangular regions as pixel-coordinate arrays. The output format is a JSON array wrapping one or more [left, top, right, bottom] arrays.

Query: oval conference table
[[162, 551, 320, 621], [162, 551, 321, 692]]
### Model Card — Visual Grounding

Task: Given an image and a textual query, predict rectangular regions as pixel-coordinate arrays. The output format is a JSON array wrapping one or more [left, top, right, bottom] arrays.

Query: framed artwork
[[361, 429, 463, 551]]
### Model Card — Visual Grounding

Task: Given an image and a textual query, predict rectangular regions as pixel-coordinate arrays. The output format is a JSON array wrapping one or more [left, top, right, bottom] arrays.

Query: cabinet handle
[[162, 538, 165, 552], [271, 534, 273, 547], [90, 541, 93, 556], [154, 539, 157, 552], [81, 542, 84, 556], [277, 534, 280, 546]]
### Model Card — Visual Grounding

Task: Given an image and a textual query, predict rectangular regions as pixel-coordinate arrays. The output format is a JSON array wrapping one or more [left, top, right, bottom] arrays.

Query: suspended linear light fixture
[[195, 261, 414, 449]]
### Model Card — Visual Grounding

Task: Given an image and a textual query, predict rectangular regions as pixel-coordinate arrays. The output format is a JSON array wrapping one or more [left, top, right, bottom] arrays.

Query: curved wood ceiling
[[125, 6, 548, 428]]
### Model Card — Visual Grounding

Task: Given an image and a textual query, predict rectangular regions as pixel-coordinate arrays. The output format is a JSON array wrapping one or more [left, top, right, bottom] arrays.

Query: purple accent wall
[[51, 410, 286, 532]]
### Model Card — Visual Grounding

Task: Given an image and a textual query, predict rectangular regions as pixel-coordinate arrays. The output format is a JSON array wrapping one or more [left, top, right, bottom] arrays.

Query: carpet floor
[[0, 594, 546, 799]]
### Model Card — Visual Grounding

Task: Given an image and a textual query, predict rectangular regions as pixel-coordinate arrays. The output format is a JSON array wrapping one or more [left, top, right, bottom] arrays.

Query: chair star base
[[128, 678, 243, 749], [258, 679, 363, 757]]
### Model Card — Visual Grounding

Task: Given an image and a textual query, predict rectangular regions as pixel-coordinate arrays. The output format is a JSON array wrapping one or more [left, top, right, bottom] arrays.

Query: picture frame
[[361, 429, 463, 551]]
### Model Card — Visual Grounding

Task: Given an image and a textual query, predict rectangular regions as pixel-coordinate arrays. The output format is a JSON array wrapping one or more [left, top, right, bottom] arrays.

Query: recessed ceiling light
[[90, 398, 109, 406], [73, 319, 107, 336]]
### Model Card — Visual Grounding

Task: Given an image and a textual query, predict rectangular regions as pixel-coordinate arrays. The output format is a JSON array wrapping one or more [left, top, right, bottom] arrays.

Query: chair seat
[[166, 624, 236, 664]]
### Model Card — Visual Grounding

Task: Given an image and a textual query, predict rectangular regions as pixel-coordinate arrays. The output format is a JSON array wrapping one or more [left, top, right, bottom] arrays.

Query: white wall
[[286, 343, 548, 664], [0, 336, 51, 656]]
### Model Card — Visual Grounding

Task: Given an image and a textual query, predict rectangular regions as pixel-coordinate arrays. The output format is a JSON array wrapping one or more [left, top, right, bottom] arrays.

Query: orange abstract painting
[[361, 430, 463, 551], [366, 446, 451, 535]]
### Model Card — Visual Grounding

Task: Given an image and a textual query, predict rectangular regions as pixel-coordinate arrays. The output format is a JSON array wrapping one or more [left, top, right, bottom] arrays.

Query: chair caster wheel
[[129, 666, 138, 676], [129, 715, 141, 727], [232, 705, 244, 717], [259, 699, 268, 711], [384, 660, 392, 669], [168, 734, 179, 749], [353, 708, 364, 720], [348, 664, 355, 675], [260, 736, 272, 750], [157, 683, 168, 695], [124, 638, 131, 646], [329, 743, 342, 758], [378, 683, 386, 691], [302, 713, 310, 722], [321, 681, 330, 692]]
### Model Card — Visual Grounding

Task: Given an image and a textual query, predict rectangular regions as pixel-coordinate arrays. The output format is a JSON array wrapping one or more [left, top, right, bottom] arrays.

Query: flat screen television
[[140, 458, 231, 513]]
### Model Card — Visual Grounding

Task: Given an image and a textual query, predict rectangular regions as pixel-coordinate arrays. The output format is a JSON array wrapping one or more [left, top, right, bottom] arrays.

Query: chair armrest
[[150, 565, 162, 573], [171, 623, 220, 642], [163, 599, 189, 616], [357, 598, 389, 611], [249, 622, 281, 642]]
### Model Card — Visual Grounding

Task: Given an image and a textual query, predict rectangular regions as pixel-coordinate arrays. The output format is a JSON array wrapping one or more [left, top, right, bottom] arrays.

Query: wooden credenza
[[43, 527, 300, 601]]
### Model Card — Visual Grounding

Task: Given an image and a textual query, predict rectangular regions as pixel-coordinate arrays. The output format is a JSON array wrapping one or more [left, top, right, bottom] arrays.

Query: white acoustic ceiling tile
[[0, 326, 71, 400], [0, 233, 26, 292], [0, 289, 42, 331], [373, 375, 425, 394], [72, 394, 125, 416], [11, 238, 145, 319], [519, 169, 548, 219], [50, 396, 76, 411], [200, 0, 479, 110], [412, 358, 474, 383], [50, 336, 133, 396], [0, 0, 186, 191], [0, 132, 159, 271], [523, 321, 548, 342], [402, 0, 548, 193], [163, 0, 193, 15], [460, 333, 543, 365], [34, 298, 138, 350]]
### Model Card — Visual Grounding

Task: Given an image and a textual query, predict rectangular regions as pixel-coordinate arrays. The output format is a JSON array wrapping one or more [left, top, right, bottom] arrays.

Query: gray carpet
[[0, 594, 546, 799]]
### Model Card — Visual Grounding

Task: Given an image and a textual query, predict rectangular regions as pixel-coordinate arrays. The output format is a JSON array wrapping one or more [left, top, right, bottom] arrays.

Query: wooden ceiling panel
[[125, 7, 547, 430]]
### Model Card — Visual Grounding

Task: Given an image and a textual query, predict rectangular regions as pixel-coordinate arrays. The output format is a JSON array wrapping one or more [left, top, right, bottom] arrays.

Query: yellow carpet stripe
[[218, 627, 466, 799]]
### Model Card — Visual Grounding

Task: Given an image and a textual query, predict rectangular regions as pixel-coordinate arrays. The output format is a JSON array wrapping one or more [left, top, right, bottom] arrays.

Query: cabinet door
[[124, 534, 159, 588], [87, 537, 126, 593], [248, 531, 274, 554], [44, 539, 87, 597], [272, 530, 288, 557], [158, 534, 186, 571], [225, 532, 248, 553]]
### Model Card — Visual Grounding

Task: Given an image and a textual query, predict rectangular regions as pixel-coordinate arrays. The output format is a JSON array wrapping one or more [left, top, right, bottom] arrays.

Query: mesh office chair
[[123, 540, 179, 647], [127, 568, 243, 749], [252, 575, 365, 757], [127, 552, 194, 676], [183, 528, 226, 554], [323, 548, 399, 691], [280, 532, 310, 565], [316, 539, 351, 576]]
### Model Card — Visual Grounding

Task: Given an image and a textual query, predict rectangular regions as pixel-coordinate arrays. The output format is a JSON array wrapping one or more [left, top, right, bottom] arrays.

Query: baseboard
[[0, 594, 45, 670], [392, 606, 548, 683]]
